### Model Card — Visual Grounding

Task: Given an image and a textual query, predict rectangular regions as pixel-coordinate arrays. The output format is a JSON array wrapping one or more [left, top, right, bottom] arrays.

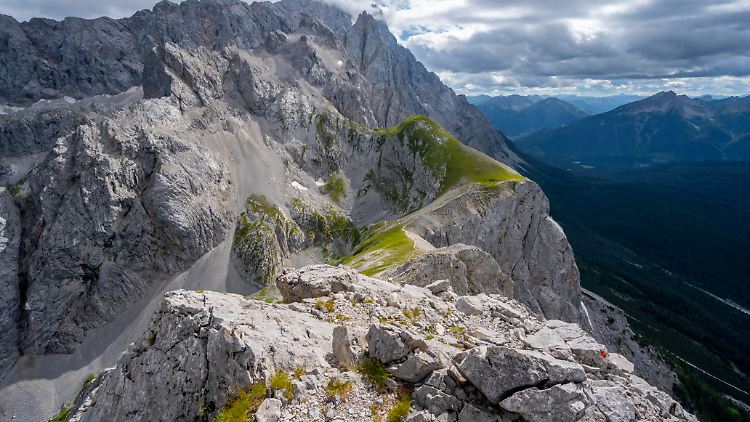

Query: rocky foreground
[[68, 265, 694, 422]]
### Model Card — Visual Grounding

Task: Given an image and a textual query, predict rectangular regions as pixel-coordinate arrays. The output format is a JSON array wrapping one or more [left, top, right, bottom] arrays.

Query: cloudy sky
[[2, 0, 749, 97]]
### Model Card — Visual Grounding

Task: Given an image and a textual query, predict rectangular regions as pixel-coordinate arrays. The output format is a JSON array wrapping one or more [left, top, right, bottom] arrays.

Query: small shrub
[[269, 370, 294, 401], [335, 314, 351, 322], [371, 403, 383, 422], [215, 382, 267, 422], [323, 174, 346, 204], [359, 358, 390, 391], [325, 378, 353, 401], [402, 307, 421, 322], [386, 393, 411, 422], [196, 288, 205, 294], [293, 366, 306, 379], [315, 298, 335, 313]]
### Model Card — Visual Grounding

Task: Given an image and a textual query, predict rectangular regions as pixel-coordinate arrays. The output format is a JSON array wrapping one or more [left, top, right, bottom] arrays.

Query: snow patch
[[291, 181, 308, 191]]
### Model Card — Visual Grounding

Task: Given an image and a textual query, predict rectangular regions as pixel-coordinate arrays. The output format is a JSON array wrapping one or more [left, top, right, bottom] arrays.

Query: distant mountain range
[[555, 94, 644, 114], [516, 91, 750, 170], [468, 95, 589, 138]]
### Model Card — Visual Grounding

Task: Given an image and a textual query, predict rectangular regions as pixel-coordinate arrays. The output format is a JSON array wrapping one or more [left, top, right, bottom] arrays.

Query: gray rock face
[[0, 188, 21, 379], [454, 346, 586, 404], [19, 116, 233, 354], [0, 0, 515, 166], [390, 244, 513, 296], [342, 12, 516, 163], [411, 181, 581, 322], [69, 290, 334, 421], [277, 265, 358, 302]]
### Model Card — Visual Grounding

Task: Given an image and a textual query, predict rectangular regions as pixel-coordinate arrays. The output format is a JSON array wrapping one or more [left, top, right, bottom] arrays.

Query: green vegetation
[[48, 404, 72, 422], [386, 392, 411, 422], [325, 378, 353, 400], [673, 363, 750, 422], [339, 224, 419, 276], [315, 298, 335, 313], [402, 307, 421, 322], [215, 382, 267, 422], [512, 146, 750, 420], [359, 357, 390, 391], [323, 173, 346, 204], [47, 374, 99, 422], [6, 176, 27, 201], [269, 371, 294, 401], [249, 287, 282, 304], [375, 115, 525, 194], [293, 366, 306, 379], [371, 403, 383, 422], [289, 197, 361, 252]]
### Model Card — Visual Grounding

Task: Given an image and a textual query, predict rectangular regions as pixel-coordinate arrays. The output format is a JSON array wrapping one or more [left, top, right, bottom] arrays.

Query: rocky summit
[[0, 0, 692, 421]]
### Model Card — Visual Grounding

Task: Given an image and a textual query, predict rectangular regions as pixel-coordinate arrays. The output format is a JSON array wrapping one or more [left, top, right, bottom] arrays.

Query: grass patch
[[323, 174, 346, 204], [48, 403, 72, 422], [250, 287, 281, 304], [402, 307, 421, 322], [289, 197, 361, 250], [293, 366, 306, 379], [325, 378, 353, 401], [215, 382, 267, 422], [269, 371, 294, 401], [386, 392, 411, 422], [315, 298, 335, 313], [375, 115, 525, 194], [339, 224, 420, 276], [358, 358, 390, 391]]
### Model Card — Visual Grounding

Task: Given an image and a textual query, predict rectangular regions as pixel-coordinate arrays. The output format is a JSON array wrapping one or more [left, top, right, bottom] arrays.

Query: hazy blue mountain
[[517, 91, 750, 170], [557, 94, 645, 114], [468, 95, 588, 138]]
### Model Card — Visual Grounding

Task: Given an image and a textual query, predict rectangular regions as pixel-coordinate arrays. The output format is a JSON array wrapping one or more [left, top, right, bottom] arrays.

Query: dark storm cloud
[[1, 0, 748, 95]]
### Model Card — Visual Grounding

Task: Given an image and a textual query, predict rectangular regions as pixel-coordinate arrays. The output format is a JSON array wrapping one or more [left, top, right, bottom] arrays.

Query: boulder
[[332, 325, 359, 369], [391, 351, 443, 383], [499, 383, 586, 422], [276, 265, 358, 302], [255, 398, 282, 422], [524, 327, 573, 360], [390, 244, 512, 296], [413, 385, 462, 415], [544, 320, 608, 368], [455, 296, 486, 316], [366, 324, 412, 364], [454, 346, 586, 404], [457, 403, 502, 422], [583, 380, 636, 422]]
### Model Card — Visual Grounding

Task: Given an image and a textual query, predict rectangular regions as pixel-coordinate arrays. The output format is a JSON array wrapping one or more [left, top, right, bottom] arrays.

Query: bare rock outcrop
[[411, 181, 582, 323], [390, 243, 513, 296], [67, 266, 695, 422]]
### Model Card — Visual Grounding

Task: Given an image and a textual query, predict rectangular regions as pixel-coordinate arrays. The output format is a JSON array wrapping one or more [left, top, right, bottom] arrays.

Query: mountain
[[556, 94, 645, 114], [518, 91, 750, 170], [469, 95, 588, 138], [0, 2, 690, 421]]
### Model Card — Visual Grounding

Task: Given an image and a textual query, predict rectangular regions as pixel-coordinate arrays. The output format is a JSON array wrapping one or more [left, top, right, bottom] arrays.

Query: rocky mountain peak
[[0, 1, 692, 421]]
